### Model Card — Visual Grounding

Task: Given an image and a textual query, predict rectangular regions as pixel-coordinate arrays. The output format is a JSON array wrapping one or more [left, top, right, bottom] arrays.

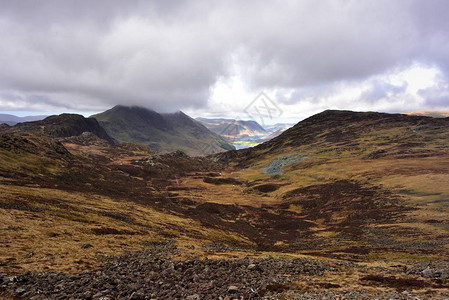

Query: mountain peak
[[92, 107, 234, 155]]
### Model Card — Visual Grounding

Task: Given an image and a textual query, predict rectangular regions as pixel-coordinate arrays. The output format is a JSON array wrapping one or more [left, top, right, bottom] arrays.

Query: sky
[[0, 0, 449, 124]]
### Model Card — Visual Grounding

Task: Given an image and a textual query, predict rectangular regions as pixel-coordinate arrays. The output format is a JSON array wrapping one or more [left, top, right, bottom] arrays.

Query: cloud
[[0, 0, 448, 117], [418, 73, 449, 109]]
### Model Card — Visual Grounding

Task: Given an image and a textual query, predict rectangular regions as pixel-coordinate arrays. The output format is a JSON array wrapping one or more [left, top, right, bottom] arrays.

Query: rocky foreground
[[1, 242, 449, 299]]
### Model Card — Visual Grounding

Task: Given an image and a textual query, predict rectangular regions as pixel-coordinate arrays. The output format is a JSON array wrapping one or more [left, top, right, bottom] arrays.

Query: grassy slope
[[0, 184, 251, 273], [2, 110, 449, 272], [0, 132, 248, 273]]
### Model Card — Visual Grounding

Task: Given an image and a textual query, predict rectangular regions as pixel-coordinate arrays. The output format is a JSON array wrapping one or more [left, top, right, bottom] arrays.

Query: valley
[[3, 1, 449, 298], [1, 110, 449, 299], [197, 117, 294, 150]]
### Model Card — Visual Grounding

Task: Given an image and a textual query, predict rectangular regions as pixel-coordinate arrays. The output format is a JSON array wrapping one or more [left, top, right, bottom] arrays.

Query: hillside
[[219, 110, 449, 165], [196, 117, 266, 140], [12, 114, 116, 145], [202, 110, 449, 259], [0, 129, 247, 276], [92, 106, 234, 155]]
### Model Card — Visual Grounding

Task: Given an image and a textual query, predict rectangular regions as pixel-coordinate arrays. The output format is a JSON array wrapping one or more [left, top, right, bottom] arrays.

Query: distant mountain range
[[92, 106, 234, 155], [196, 118, 266, 140], [264, 123, 295, 133], [0, 114, 47, 126], [196, 117, 294, 150], [406, 110, 449, 118]]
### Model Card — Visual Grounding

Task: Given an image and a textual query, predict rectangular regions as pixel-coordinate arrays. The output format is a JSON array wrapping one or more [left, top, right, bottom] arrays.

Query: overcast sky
[[1, 0, 449, 123]]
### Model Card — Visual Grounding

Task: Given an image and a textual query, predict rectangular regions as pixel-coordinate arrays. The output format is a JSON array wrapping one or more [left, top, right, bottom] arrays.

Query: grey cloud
[[360, 80, 408, 103], [0, 0, 449, 113], [237, 1, 449, 89], [418, 80, 449, 109]]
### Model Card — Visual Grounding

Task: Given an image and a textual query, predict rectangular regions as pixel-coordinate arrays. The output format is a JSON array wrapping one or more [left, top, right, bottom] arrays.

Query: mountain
[[406, 110, 449, 118], [92, 105, 234, 155], [221, 109, 449, 165], [2, 109, 449, 299], [196, 117, 266, 140], [0, 114, 47, 126], [12, 113, 116, 145]]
